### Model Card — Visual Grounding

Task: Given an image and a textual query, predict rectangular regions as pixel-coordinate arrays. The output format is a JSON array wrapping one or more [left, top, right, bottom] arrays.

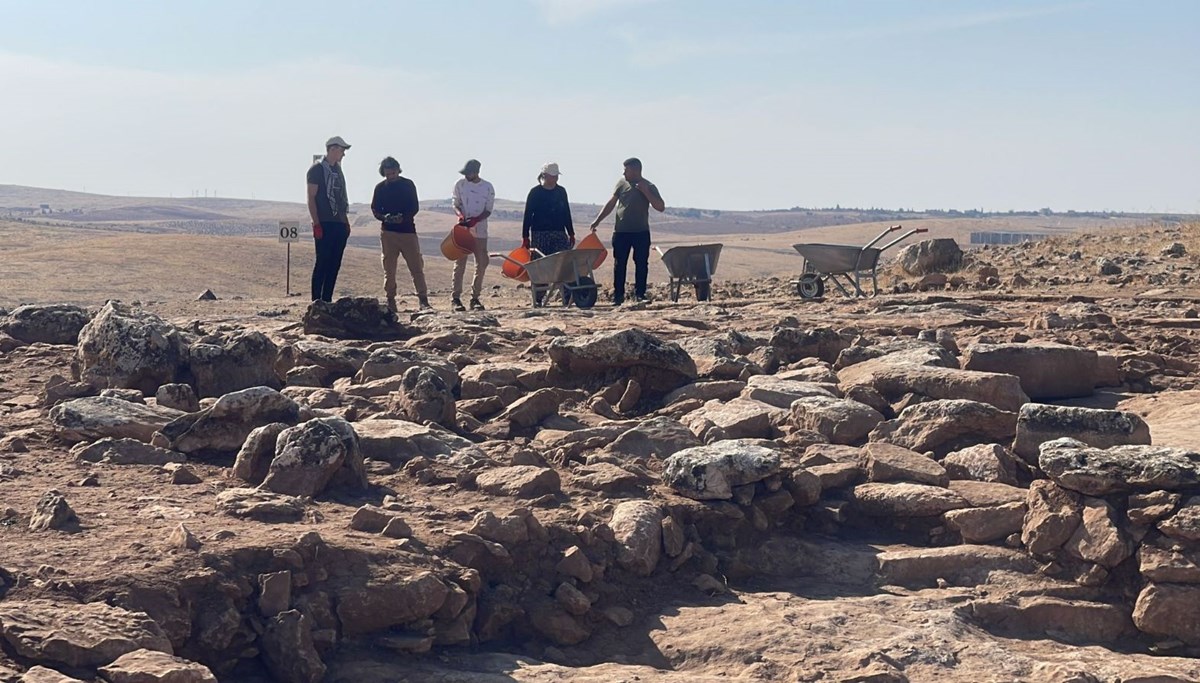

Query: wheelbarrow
[[655, 244, 723, 302], [491, 247, 604, 308], [791, 225, 927, 298]]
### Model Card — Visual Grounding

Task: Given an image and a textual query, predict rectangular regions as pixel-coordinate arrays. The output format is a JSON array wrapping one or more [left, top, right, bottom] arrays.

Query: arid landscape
[[2, 184, 1200, 682]]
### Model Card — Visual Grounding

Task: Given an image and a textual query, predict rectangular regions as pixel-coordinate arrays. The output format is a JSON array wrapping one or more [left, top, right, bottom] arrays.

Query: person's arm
[[307, 182, 322, 238], [468, 183, 495, 227], [589, 195, 619, 230], [521, 188, 536, 246], [562, 188, 575, 241], [371, 183, 385, 222], [452, 180, 465, 222], [639, 180, 665, 212], [405, 180, 420, 219]]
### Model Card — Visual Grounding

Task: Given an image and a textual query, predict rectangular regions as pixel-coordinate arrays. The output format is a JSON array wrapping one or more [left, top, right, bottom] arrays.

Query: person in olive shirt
[[589, 157, 665, 305], [371, 156, 429, 312], [306, 136, 352, 302]]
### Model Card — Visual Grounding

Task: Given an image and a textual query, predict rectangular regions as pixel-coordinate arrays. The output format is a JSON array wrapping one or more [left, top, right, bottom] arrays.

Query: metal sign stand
[[278, 220, 300, 296]]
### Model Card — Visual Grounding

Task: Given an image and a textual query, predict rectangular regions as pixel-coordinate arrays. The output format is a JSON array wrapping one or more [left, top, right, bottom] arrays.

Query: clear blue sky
[[2, 0, 1197, 212]]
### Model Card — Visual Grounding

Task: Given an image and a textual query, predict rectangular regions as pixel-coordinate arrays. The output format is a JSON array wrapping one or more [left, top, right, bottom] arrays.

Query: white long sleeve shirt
[[453, 178, 496, 238]]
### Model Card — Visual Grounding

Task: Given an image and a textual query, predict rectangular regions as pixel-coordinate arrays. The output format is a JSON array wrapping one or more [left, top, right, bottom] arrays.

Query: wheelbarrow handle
[[654, 246, 666, 257], [489, 252, 524, 267]]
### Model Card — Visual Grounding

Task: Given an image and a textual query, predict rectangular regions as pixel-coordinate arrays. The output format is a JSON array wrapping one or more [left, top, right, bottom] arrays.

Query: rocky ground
[[0, 225, 1199, 683]]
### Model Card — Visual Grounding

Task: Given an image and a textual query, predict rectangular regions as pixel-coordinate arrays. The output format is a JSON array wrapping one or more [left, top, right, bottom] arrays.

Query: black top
[[522, 185, 574, 239], [371, 177, 420, 233], [306, 162, 349, 224]]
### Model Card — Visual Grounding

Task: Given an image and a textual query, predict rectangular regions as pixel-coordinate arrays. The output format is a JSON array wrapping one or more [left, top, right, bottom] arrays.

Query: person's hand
[[568, 234, 576, 246], [521, 237, 530, 249], [465, 216, 479, 228], [589, 219, 600, 230], [589, 224, 598, 233], [312, 222, 323, 240], [346, 224, 352, 236]]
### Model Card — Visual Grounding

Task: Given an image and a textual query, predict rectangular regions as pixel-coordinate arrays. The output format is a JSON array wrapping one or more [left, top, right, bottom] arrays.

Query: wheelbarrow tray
[[792, 243, 881, 274], [659, 244, 723, 281], [522, 249, 604, 286]]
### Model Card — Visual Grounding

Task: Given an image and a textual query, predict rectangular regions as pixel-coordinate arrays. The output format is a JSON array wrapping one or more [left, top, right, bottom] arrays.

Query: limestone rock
[[475, 466, 562, 498], [390, 366, 455, 427], [216, 488, 306, 523], [663, 380, 746, 406], [1064, 497, 1134, 568], [49, 397, 183, 444], [354, 347, 460, 390], [98, 648, 218, 683], [1133, 583, 1200, 645], [610, 500, 663, 576], [741, 376, 836, 409], [0, 600, 172, 668], [352, 419, 485, 466], [684, 397, 786, 440], [231, 422, 289, 485], [497, 388, 559, 428], [849, 482, 968, 517], [969, 597, 1134, 644], [261, 610, 325, 683], [962, 343, 1098, 400], [75, 301, 189, 394], [301, 297, 418, 341], [662, 440, 781, 500], [157, 386, 301, 455], [942, 443, 1020, 485], [1158, 496, 1200, 542], [945, 503, 1026, 543], [1012, 403, 1150, 463], [335, 571, 449, 636], [0, 304, 90, 345], [1038, 439, 1200, 495], [547, 328, 697, 398], [870, 399, 1017, 455], [260, 417, 365, 497], [768, 326, 850, 365], [790, 395, 883, 445], [863, 442, 948, 486], [1137, 545, 1200, 583], [1022, 480, 1083, 555], [606, 416, 702, 460], [838, 358, 1027, 412], [29, 490, 77, 532], [877, 545, 1033, 588], [187, 330, 281, 398], [154, 384, 200, 413], [896, 238, 963, 275], [72, 438, 184, 466]]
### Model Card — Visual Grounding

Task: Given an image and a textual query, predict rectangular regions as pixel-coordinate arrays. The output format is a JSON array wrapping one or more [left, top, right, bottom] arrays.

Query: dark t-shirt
[[613, 178, 662, 233], [307, 162, 349, 224], [371, 177, 420, 233], [522, 185, 574, 239]]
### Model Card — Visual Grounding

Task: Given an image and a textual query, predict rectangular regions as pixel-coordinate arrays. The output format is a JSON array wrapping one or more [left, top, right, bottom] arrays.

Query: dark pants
[[312, 222, 350, 302], [612, 230, 651, 303]]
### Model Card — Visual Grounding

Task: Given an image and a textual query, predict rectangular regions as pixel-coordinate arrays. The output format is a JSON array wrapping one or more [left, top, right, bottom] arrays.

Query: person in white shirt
[[451, 159, 496, 311]]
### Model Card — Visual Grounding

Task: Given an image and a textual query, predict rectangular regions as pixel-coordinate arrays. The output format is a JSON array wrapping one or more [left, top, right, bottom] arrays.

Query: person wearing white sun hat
[[521, 162, 575, 258]]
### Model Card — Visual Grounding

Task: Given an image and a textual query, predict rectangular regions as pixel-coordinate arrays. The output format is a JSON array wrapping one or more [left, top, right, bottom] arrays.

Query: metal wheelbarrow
[[491, 248, 604, 308], [655, 244, 723, 302], [791, 225, 927, 299]]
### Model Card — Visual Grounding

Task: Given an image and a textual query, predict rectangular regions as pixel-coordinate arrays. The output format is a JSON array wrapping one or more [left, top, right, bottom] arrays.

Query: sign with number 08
[[278, 220, 300, 242]]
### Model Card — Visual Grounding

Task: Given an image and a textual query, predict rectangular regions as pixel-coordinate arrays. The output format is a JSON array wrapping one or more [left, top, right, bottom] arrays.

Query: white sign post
[[278, 220, 300, 296]]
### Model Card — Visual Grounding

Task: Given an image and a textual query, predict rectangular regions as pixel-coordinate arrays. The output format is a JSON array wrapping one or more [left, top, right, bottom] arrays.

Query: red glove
[[465, 216, 479, 228], [521, 237, 530, 249], [568, 234, 576, 246], [312, 222, 323, 240]]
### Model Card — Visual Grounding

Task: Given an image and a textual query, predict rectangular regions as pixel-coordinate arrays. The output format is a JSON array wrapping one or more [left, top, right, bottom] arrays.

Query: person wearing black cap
[[589, 157, 665, 305], [371, 156, 429, 312], [306, 136, 352, 302], [451, 159, 495, 311]]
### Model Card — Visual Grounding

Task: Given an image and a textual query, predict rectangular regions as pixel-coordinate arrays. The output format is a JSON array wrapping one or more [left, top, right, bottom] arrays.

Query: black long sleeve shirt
[[371, 177, 420, 233], [522, 185, 574, 240]]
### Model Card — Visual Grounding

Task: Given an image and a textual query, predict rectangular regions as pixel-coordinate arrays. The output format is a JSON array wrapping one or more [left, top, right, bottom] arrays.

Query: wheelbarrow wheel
[[694, 281, 712, 302], [797, 274, 824, 299], [569, 276, 598, 309]]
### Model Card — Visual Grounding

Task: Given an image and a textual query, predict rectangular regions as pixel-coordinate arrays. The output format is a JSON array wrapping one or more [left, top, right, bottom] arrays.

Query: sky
[[1, 0, 1197, 213]]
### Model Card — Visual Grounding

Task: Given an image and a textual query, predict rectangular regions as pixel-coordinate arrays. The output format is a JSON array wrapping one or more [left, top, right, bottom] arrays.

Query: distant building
[[39, 204, 51, 214]]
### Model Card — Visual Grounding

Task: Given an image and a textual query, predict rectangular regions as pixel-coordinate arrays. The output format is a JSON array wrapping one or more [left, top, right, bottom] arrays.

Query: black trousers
[[612, 230, 651, 302], [312, 222, 350, 302]]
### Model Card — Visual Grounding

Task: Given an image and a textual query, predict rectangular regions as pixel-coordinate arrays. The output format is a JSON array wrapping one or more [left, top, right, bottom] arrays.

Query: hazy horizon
[[2, 1, 1197, 214]]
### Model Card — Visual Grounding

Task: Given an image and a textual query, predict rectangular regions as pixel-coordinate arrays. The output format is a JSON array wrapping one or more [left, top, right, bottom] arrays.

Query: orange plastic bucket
[[501, 246, 531, 282], [452, 223, 476, 252], [577, 232, 608, 269], [440, 232, 469, 261]]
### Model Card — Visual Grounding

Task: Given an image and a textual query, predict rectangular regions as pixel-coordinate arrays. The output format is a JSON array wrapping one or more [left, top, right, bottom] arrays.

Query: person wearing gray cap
[[451, 159, 495, 311], [306, 136, 352, 302]]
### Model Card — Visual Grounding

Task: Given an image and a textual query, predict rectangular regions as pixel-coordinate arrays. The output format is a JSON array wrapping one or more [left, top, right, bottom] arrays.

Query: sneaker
[[418, 296, 433, 311], [469, 297, 485, 311], [451, 297, 466, 312]]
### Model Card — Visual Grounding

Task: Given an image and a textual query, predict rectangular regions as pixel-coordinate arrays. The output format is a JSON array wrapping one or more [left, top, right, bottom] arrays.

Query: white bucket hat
[[540, 162, 561, 176]]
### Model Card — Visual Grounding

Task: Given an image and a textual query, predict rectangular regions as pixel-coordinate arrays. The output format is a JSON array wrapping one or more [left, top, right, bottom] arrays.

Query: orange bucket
[[501, 246, 531, 282], [441, 224, 477, 261], [577, 232, 608, 269]]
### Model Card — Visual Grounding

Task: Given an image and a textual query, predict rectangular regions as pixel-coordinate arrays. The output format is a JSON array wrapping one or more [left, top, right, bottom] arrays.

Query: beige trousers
[[452, 237, 490, 299], [380, 231, 427, 300]]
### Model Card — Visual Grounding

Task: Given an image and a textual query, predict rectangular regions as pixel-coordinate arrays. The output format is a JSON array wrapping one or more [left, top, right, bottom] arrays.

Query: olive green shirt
[[613, 178, 662, 233]]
